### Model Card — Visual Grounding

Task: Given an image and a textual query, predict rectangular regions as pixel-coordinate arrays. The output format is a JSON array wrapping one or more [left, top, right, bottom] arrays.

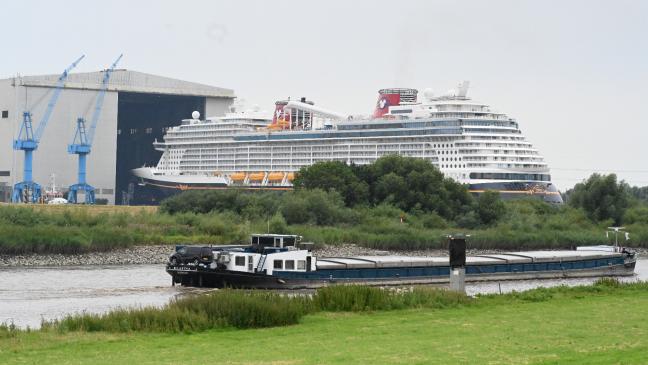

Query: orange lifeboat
[[268, 172, 284, 182], [267, 118, 291, 130], [248, 172, 265, 181], [286, 172, 296, 181], [230, 172, 246, 181]]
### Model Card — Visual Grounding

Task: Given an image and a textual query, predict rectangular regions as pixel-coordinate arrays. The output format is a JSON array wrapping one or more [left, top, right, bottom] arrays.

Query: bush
[[477, 190, 505, 225], [293, 161, 369, 206], [160, 190, 283, 218], [46, 289, 310, 333], [624, 205, 648, 225], [280, 189, 351, 226], [456, 211, 480, 229], [268, 212, 289, 234], [416, 212, 449, 229], [44, 286, 469, 333], [567, 174, 630, 224]]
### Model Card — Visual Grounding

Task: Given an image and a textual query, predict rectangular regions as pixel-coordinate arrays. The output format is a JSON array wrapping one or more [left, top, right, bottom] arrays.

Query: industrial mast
[[12, 55, 85, 203], [67, 54, 123, 204]]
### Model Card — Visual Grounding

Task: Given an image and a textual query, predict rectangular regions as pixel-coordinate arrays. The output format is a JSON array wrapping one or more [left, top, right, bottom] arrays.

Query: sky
[[2, 0, 647, 191]]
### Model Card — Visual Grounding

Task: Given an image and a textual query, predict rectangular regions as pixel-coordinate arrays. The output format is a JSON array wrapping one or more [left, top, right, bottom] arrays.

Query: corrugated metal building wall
[[0, 70, 234, 204]]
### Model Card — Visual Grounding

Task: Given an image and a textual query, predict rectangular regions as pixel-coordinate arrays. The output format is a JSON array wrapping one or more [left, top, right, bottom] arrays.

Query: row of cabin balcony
[[465, 163, 548, 170], [459, 147, 538, 153], [180, 153, 413, 167], [179, 150, 426, 164], [163, 136, 531, 151], [174, 125, 254, 132], [469, 136, 526, 142], [181, 149, 432, 161], [462, 156, 544, 162], [182, 145, 424, 156], [427, 112, 510, 120], [459, 150, 541, 156], [455, 142, 534, 149], [182, 143, 453, 155]]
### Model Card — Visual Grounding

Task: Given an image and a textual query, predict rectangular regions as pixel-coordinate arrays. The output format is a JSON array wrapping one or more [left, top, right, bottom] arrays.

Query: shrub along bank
[[1, 192, 648, 254], [2, 156, 648, 254], [27, 286, 470, 333]]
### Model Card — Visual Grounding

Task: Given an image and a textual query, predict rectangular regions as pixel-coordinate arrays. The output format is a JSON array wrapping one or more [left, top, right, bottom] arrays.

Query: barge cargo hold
[[166, 235, 636, 290]]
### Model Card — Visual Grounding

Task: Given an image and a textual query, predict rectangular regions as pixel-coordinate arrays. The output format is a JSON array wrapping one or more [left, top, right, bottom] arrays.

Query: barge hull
[[169, 262, 636, 290]]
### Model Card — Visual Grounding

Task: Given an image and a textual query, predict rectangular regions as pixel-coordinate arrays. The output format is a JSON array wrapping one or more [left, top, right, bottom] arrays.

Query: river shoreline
[[1, 244, 645, 267]]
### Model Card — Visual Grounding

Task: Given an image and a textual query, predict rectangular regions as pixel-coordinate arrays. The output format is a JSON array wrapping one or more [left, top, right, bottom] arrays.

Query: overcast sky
[[3, 0, 647, 191]]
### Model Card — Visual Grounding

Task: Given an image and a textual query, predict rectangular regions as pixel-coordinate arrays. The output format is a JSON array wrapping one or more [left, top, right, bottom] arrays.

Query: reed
[[313, 285, 471, 312], [42, 286, 467, 333], [44, 289, 309, 333]]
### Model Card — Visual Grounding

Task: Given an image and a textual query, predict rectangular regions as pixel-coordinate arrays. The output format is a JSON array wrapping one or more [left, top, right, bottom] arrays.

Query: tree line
[[162, 155, 506, 228], [162, 155, 648, 230]]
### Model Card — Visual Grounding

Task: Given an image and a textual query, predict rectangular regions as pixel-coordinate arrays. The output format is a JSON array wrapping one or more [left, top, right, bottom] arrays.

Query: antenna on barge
[[606, 227, 628, 252]]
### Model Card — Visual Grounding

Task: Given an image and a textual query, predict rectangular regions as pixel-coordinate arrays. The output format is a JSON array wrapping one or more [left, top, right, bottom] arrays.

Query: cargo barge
[[166, 234, 637, 289]]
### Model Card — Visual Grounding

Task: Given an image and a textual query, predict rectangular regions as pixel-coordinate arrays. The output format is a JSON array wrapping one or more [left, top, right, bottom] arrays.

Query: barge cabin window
[[274, 260, 283, 269], [285, 260, 295, 270], [250, 234, 302, 250], [235, 256, 245, 266], [297, 260, 306, 270]]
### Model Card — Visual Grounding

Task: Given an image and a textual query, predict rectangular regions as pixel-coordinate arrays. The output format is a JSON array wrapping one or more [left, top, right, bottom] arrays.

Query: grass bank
[[2, 280, 648, 364]]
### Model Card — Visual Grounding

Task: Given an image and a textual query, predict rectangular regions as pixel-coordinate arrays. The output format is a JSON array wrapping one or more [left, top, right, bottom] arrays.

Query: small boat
[[166, 234, 637, 289]]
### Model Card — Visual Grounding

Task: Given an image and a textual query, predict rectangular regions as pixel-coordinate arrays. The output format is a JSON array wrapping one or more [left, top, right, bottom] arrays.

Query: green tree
[[477, 190, 505, 225], [293, 161, 369, 206], [567, 174, 630, 225], [628, 185, 648, 204], [268, 212, 289, 234], [364, 155, 474, 220], [280, 189, 350, 226], [624, 205, 648, 225]]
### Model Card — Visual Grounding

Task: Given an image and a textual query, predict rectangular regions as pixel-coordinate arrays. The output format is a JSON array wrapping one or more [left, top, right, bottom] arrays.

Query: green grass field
[[2, 284, 648, 364]]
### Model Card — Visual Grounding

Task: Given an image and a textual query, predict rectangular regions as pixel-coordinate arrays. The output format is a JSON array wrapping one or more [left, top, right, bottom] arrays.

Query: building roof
[[9, 70, 234, 98]]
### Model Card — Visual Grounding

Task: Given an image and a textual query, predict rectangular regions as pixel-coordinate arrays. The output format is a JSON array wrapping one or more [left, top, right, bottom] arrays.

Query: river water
[[2, 260, 647, 329]]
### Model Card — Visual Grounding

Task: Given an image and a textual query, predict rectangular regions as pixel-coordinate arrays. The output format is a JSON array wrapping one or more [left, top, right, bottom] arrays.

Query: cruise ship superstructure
[[133, 82, 563, 203]]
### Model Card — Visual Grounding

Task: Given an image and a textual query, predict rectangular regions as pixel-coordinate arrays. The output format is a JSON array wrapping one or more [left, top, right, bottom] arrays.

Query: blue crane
[[12, 55, 85, 203], [67, 54, 123, 204]]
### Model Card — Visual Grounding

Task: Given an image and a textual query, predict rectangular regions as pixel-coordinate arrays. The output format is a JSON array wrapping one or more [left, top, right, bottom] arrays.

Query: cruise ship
[[133, 81, 563, 203]]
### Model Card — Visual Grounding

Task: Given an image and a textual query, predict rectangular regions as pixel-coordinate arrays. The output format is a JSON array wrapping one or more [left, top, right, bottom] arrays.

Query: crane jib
[[11, 55, 85, 204], [67, 54, 124, 205]]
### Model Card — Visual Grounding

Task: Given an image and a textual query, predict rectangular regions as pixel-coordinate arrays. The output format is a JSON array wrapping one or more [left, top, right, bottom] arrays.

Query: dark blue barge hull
[[168, 256, 636, 289]]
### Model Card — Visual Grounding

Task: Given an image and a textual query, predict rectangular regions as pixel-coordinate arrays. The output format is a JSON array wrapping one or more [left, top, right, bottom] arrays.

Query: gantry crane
[[12, 55, 85, 203], [67, 54, 123, 204]]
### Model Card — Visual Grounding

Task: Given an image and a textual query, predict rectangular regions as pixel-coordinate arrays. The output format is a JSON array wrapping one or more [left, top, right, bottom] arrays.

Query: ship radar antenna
[[606, 226, 628, 251]]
